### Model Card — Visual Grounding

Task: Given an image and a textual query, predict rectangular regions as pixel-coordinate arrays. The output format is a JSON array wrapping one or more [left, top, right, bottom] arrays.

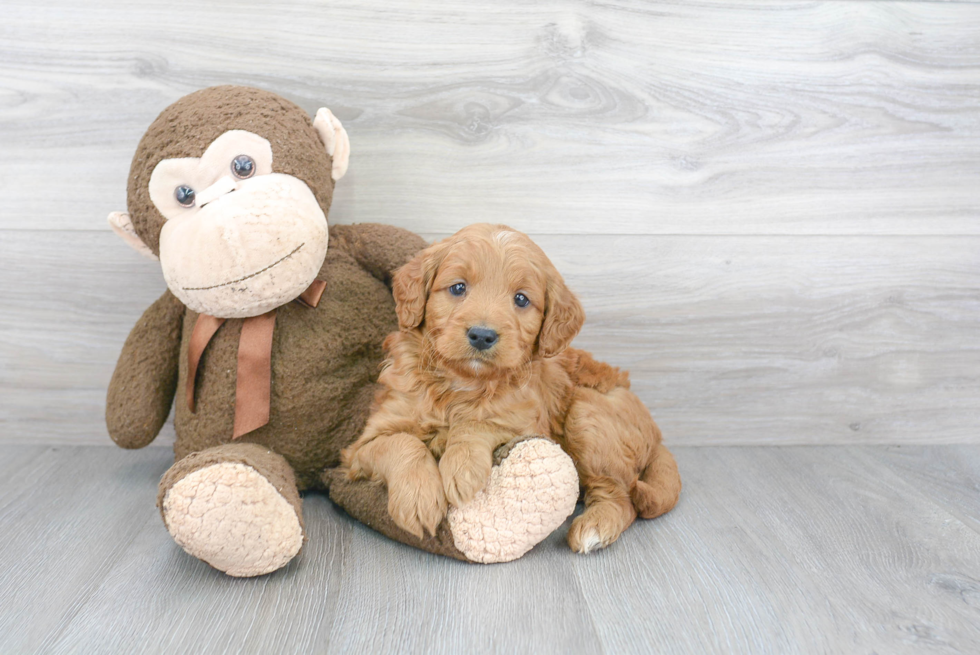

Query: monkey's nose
[[467, 326, 498, 351], [196, 176, 239, 208]]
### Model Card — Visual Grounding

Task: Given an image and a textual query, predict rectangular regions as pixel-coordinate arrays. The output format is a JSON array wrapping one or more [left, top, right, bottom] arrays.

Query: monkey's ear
[[313, 107, 351, 181], [107, 211, 158, 260]]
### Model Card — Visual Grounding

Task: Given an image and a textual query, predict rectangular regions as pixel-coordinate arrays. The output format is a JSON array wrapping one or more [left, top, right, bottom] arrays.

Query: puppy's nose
[[467, 326, 498, 351]]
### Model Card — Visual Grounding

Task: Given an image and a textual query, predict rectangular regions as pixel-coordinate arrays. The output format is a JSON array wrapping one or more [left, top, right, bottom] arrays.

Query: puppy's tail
[[629, 444, 681, 519]]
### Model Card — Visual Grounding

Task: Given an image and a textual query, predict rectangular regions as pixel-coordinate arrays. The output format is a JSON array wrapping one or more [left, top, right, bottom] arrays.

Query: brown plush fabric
[[157, 442, 305, 536], [108, 222, 444, 550], [127, 86, 335, 255], [169, 224, 425, 490], [106, 290, 185, 448], [323, 468, 468, 561], [330, 223, 429, 287], [104, 224, 425, 485]]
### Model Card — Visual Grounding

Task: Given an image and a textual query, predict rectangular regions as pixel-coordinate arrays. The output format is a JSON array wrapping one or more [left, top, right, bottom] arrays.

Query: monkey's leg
[[325, 436, 579, 563], [157, 443, 304, 577], [446, 436, 579, 563]]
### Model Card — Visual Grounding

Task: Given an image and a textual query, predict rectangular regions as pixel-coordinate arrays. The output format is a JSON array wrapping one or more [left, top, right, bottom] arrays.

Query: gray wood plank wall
[[1, 0, 978, 446]]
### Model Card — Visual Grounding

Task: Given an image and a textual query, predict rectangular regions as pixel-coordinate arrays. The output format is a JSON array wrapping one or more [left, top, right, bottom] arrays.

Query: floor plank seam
[[0, 447, 58, 516], [568, 556, 610, 655], [36, 511, 160, 653], [862, 448, 980, 540]]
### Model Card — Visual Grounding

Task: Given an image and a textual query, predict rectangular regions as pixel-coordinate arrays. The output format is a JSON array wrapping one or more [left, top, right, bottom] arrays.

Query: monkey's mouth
[[182, 243, 305, 291]]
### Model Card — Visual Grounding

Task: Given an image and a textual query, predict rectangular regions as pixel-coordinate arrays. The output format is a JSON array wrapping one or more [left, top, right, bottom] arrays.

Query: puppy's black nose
[[467, 326, 498, 351]]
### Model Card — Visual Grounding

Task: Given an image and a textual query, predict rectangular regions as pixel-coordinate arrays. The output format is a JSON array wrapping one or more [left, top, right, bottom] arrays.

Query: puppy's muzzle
[[467, 326, 498, 351]]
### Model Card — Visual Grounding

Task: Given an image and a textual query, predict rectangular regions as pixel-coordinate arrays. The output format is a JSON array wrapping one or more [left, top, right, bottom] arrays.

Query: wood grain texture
[[0, 447, 170, 652], [43, 492, 351, 654], [1, 0, 978, 446], [2, 231, 977, 445], [862, 445, 980, 537], [1, 444, 978, 654], [571, 446, 980, 654], [324, 526, 603, 654], [1, 1, 979, 235]]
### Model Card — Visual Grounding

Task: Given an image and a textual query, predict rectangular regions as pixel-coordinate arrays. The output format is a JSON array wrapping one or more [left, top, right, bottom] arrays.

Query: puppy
[[342, 224, 681, 553]]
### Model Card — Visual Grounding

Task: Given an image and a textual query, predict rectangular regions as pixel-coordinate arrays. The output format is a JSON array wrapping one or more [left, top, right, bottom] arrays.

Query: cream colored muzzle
[[159, 173, 329, 318]]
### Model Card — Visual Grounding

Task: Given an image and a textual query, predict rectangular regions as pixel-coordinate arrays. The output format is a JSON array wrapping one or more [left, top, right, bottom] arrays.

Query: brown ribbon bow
[[186, 280, 327, 439]]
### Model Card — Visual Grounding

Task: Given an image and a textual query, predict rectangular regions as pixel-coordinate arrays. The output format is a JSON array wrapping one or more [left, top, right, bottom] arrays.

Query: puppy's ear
[[392, 241, 447, 330], [537, 269, 585, 358]]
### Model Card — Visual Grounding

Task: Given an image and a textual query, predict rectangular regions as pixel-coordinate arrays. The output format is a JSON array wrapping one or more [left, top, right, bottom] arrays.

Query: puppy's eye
[[174, 185, 195, 207], [231, 154, 255, 179], [514, 293, 530, 308], [448, 282, 466, 297]]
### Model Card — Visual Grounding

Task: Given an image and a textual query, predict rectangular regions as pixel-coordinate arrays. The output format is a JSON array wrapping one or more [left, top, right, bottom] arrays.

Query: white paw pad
[[447, 439, 579, 563], [162, 462, 303, 577]]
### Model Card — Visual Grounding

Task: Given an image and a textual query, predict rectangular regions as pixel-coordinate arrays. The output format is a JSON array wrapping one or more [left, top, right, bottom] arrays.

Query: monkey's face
[[108, 86, 351, 319], [150, 130, 328, 318]]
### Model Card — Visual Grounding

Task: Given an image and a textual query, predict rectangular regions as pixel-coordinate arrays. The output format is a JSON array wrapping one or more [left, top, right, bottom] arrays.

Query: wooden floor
[[1, 444, 978, 655]]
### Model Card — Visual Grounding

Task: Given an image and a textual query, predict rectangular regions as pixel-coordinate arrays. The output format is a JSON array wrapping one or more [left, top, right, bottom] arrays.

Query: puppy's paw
[[387, 464, 448, 539], [343, 446, 370, 481], [440, 441, 493, 507], [567, 511, 623, 554]]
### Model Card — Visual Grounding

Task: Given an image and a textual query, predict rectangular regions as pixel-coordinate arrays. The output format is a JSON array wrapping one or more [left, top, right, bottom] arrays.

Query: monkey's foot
[[161, 460, 304, 577], [447, 437, 579, 563]]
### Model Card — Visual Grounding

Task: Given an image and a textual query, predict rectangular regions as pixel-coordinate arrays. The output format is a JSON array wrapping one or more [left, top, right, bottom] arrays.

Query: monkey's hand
[[331, 223, 428, 288], [106, 290, 185, 449]]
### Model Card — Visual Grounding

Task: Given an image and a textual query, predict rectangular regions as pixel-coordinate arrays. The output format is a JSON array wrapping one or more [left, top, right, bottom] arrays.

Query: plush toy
[[105, 86, 579, 576]]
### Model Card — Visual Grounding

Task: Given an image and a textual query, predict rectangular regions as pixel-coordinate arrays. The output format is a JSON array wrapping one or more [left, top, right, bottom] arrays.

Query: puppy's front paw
[[387, 464, 448, 539], [344, 451, 366, 481], [440, 441, 493, 507]]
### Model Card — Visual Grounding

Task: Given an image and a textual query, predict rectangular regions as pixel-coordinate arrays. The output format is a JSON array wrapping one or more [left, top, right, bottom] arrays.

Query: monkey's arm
[[330, 223, 428, 287], [106, 290, 185, 449]]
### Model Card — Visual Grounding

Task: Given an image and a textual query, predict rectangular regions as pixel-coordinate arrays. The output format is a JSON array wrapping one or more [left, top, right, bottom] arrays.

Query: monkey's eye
[[231, 154, 255, 179], [514, 293, 530, 308], [448, 283, 466, 297], [174, 185, 195, 207]]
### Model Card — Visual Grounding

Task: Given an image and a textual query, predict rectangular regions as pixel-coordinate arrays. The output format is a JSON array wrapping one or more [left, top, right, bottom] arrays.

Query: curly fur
[[342, 224, 681, 551]]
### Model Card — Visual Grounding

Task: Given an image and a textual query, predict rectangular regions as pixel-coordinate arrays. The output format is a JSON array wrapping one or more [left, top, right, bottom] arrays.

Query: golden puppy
[[342, 224, 681, 553]]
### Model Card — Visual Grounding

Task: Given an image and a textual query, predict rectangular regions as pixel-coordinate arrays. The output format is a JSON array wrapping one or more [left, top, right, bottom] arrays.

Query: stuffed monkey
[[106, 86, 579, 576]]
